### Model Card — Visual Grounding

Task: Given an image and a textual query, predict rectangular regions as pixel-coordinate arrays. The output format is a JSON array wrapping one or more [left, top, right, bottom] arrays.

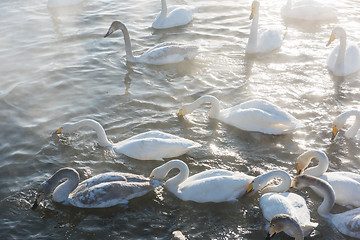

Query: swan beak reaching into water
[[326, 33, 335, 47], [56, 127, 62, 134], [31, 193, 43, 210], [331, 125, 338, 140], [296, 164, 303, 175], [246, 182, 254, 194]]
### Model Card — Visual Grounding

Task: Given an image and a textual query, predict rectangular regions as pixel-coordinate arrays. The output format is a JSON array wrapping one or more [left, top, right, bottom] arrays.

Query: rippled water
[[1, 0, 360, 239]]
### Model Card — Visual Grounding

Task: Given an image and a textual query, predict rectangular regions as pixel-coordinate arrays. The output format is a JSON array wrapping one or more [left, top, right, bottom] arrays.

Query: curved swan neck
[[343, 110, 360, 138], [63, 119, 113, 147], [47, 168, 80, 203], [295, 175, 335, 217], [161, 160, 189, 190], [160, 0, 167, 18], [186, 95, 221, 118], [117, 22, 136, 62], [256, 170, 291, 193], [301, 150, 328, 176]]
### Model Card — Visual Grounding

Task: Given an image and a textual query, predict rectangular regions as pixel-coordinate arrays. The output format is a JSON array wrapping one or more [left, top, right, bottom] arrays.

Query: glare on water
[[0, 0, 360, 239]]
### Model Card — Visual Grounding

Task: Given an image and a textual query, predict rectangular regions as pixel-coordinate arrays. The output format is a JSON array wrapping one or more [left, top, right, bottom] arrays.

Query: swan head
[[326, 26, 346, 47], [149, 165, 168, 181], [178, 104, 191, 116], [266, 214, 299, 239], [249, 1, 260, 20], [31, 181, 51, 210], [104, 21, 125, 38], [57, 122, 75, 134], [331, 112, 347, 140], [246, 173, 268, 194]]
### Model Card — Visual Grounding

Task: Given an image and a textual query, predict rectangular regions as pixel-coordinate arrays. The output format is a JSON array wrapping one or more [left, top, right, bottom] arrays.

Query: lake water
[[1, 0, 360, 239]]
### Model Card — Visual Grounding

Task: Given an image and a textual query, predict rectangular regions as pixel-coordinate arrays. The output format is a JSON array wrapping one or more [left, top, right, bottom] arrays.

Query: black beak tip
[[31, 200, 38, 210]]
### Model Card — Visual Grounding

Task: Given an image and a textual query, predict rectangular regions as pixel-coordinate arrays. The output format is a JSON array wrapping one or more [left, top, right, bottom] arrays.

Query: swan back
[[281, 0, 337, 21]]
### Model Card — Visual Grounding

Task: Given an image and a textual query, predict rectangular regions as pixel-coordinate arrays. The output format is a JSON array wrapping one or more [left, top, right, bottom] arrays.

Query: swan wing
[[281, 0, 337, 20], [257, 28, 283, 53], [218, 100, 302, 134], [140, 43, 198, 65], [123, 130, 187, 141], [152, 6, 194, 29], [344, 42, 360, 75], [69, 178, 161, 208], [331, 208, 360, 239], [114, 137, 200, 160], [177, 172, 253, 203]]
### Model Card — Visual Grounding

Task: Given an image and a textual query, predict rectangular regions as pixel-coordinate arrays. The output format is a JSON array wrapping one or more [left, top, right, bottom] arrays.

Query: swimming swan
[[246, 1, 283, 54], [281, 0, 337, 21], [291, 174, 360, 239], [178, 95, 303, 135], [31, 167, 162, 209], [266, 214, 304, 240], [149, 159, 254, 203], [296, 150, 360, 208], [152, 0, 196, 29], [246, 170, 317, 238], [104, 21, 198, 65], [57, 119, 200, 161], [331, 110, 360, 140], [326, 26, 360, 76]]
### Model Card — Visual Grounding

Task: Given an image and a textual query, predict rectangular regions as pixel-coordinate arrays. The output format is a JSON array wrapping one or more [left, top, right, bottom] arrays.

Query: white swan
[[104, 21, 198, 65], [31, 167, 162, 209], [296, 150, 360, 208], [149, 159, 254, 203], [281, 0, 337, 21], [246, 170, 317, 238], [267, 214, 304, 240], [48, 0, 83, 8], [152, 0, 195, 29], [291, 174, 360, 239], [178, 95, 303, 135], [57, 119, 200, 161], [331, 110, 360, 140], [246, 1, 283, 54], [326, 26, 360, 76]]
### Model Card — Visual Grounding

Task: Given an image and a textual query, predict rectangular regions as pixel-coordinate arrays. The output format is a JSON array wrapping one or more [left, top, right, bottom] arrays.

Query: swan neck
[[336, 34, 347, 67], [160, 0, 167, 18], [260, 170, 291, 193], [288, 221, 304, 240], [344, 110, 360, 138], [303, 151, 328, 177], [187, 95, 221, 118], [315, 179, 335, 217], [118, 22, 136, 61], [163, 161, 189, 191], [248, 11, 259, 50], [68, 119, 112, 147], [47, 168, 80, 203]]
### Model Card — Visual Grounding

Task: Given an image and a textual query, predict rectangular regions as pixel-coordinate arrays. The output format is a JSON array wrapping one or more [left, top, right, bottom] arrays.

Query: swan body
[[149, 160, 254, 203], [152, 0, 195, 29], [247, 170, 317, 237], [246, 1, 283, 54], [326, 26, 360, 76], [292, 174, 360, 239], [267, 214, 304, 240], [104, 21, 198, 65], [32, 167, 162, 209], [331, 110, 360, 140], [296, 150, 360, 208], [281, 0, 337, 21], [47, 0, 83, 8], [178, 95, 303, 135], [57, 119, 200, 161]]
